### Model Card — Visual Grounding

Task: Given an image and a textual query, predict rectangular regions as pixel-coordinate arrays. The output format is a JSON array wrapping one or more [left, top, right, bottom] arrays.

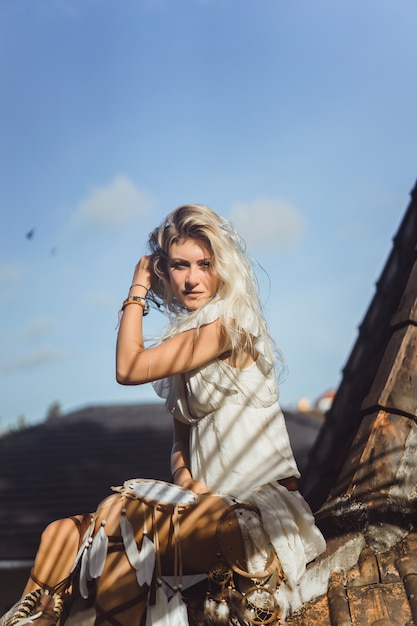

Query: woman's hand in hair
[[131, 255, 153, 292]]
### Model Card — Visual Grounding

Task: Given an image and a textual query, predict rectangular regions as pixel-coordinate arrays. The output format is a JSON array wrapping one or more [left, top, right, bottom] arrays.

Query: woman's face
[[168, 237, 219, 311]]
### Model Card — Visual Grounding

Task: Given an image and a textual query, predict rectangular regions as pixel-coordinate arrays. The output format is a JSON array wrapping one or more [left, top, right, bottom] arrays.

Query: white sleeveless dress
[[153, 301, 326, 604]]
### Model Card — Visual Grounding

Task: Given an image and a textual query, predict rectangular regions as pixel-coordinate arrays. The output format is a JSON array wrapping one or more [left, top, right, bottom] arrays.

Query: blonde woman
[[2, 205, 325, 626]]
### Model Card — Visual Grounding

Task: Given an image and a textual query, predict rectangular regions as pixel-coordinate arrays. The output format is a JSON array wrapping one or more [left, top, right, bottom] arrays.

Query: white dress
[[153, 301, 326, 604]]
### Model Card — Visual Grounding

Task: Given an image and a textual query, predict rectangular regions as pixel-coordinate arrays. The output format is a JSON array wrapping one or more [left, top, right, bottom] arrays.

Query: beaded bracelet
[[122, 296, 150, 316]]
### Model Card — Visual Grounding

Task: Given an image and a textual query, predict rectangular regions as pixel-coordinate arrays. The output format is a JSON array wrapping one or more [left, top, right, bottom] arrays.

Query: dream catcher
[[203, 504, 283, 626]]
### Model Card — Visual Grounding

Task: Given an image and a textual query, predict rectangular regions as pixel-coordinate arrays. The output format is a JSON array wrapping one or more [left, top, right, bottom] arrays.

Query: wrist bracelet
[[130, 283, 149, 293], [122, 296, 150, 316], [172, 466, 189, 481]]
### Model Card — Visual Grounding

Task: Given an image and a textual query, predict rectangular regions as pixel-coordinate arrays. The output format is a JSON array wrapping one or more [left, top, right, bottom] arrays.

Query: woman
[[2, 205, 325, 626]]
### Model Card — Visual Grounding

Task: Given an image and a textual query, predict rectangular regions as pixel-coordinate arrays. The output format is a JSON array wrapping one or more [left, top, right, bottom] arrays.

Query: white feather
[[14, 613, 42, 626], [120, 512, 156, 587], [120, 512, 141, 569], [145, 585, 170, 626], [89, 524, 108, 578], [71, 526, 91, 573], [204, 597, 217, 618], [136, 534, 156, 587], [168, 592, 189, 626], [216, 600, 230, 623]]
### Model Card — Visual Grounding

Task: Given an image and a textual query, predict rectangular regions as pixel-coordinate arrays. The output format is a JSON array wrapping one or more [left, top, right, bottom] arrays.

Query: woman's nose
[[185, 265, 198, 286]]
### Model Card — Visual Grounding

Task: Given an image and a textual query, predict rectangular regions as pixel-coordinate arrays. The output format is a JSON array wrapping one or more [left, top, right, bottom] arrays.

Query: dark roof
[[0, 402, 321, 562], [0, 403, 173, 561], [288, 179, 417, 624], [302, 179, 417, 511]]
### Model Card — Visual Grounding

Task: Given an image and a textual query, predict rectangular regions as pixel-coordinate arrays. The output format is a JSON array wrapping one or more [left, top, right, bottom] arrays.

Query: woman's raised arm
[[116, 257, 228, 385]]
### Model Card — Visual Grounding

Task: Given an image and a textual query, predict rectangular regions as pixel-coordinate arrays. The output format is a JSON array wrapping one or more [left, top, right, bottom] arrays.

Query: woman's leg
[[0, 516, 91, 626], [24, 515, 91, 595], [94, 548, 148, 626]]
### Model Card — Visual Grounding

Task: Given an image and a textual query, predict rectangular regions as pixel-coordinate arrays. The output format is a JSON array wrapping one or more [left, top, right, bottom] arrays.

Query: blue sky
[[1, 0, 416, 430]]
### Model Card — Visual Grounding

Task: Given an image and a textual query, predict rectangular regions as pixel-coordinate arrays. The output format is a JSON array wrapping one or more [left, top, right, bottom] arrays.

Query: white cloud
[[1, 348, 66, 372], [24, 316, 55, 340], [0, 262, 24, 286], [230, 198, 306, 250], [69, 175, 152, 231]]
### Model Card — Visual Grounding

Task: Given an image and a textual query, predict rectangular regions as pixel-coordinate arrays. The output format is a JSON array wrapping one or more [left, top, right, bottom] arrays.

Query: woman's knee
[[39, 517, 81, 550]]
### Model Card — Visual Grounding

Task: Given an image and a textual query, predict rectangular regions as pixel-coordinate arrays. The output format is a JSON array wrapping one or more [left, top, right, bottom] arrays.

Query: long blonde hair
[[148, 204, 277, 363]]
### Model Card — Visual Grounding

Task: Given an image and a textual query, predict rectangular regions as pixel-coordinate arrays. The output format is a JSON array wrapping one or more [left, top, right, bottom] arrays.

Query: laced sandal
[[0, 589, 63, 626]]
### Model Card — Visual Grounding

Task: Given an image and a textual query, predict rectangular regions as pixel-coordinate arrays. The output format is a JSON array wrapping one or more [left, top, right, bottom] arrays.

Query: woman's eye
[[200, 261, 211, 269], [170, 261, 187, 270]]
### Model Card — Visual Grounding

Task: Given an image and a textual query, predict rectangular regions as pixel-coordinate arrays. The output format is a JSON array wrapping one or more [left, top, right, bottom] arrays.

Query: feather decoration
[[71, 524, 92, 574], [137, 534, 156, 587], [14, 613, 43, 626], [145, 584, 170, 626], [120, 509, 156, 587], [79, 546, 90, 599], [216, 600, 230, 624], [204, 596, 217, 620], [168, 591, 189, 626], [89, 522, 109, 578], [120, 510, 141, 569]]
